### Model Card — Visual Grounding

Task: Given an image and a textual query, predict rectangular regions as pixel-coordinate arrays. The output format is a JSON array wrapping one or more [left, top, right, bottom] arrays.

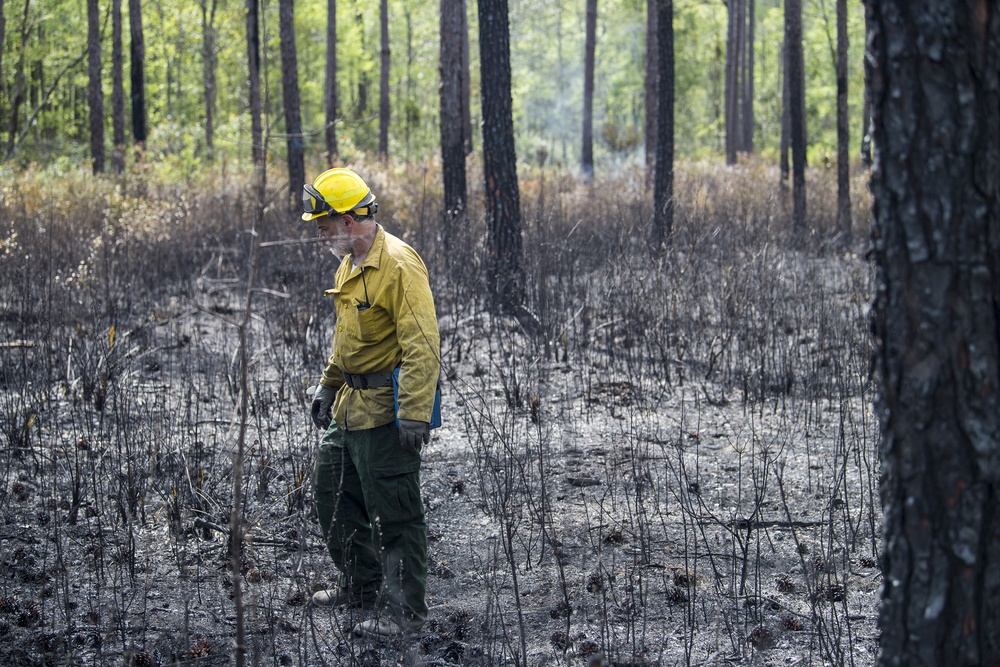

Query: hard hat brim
[[302, 210, 330, 222]]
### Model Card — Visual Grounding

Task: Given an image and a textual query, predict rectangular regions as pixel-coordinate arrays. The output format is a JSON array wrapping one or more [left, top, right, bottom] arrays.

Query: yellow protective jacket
[[319, 225, 440, 431]]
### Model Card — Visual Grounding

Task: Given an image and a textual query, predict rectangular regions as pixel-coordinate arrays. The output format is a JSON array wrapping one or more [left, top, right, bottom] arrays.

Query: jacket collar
[[352, 224, 384, 271]]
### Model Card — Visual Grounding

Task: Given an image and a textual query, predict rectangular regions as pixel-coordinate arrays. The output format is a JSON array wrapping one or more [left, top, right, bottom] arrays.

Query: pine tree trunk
[[644, 0, 657, 172], [87, 0, 104, 173], [741, 0, 754, 154], [129, 0, 148, 145], [325, 0, 338, 165], [834, 0, 850, 245], [200, 0, 218, 160], [581, 0, 597, 179], [378, 0, 390, 160], [861, 84, 872, 168], [867, 2, 1000, 663], [478, 0, 524, 313], [246, 0, 263, 166], [7, 0, 29, 157], [440, 0, 467, 260], [724, 0, 739, 164], [460, 0, 472, 155], [0, 0, 5, 127], [779, 40, 789, 181], [356, 10, 368, 117], [279, 0, 304, 204], [785, 0, 806, 236], [652, 0, 673, 248], [112, 0, 126, 173]]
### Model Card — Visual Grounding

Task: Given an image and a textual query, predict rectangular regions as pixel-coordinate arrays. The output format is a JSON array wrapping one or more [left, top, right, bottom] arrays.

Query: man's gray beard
[[328, 244, 351, 259]]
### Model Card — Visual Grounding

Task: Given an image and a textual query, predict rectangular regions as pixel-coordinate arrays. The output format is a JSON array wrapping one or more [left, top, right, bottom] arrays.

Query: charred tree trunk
[[440, 0, 467, 260], [651, 0, 673, 249], [112, 0, 126, 173], [834, 0, 850, 245], [779, 40, 789, 182], [378, 0, 390, 160], [478, 0, 524, 314], [740, 0, 754, 154], [460, 0, 472, 155], [644, 0, 657, 172], [129, 0, 148, 146], [356, 10, 368, 118], [246, 0, 263, 166], [87, 0, 104, 173], [325, 0, 338, 165], [279, 0, 305, 204], [861, 82, 872, 168], [867, 2, 1000, 665], [581, 0, 597, 180], [724, 0, 740, 164], [200, 0, 218, 160], [785, 0, 806, 237]]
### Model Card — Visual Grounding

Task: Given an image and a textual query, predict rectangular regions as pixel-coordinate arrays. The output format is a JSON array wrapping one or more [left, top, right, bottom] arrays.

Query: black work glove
[[310, 385, 335, 430], [397, 419, 430, 452]]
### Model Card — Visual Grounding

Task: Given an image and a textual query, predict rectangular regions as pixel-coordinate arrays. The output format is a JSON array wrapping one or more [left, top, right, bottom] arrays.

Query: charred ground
[[0, 163, 879, 666]]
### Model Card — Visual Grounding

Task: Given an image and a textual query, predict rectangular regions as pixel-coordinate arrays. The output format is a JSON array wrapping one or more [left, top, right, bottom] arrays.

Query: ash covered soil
[[0, 250, 880, 667]]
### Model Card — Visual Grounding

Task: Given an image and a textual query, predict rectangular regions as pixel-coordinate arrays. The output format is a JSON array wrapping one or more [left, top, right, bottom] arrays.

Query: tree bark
[[861, 81, 872, 168], [29, 26, 42, 111], [478, 0, 524, 313], [378, 0, 390, 160], [779, 39, 789, 182], [459, 0, 472, 155], [581, 0, 597, 179], [785, 0, 806, 237], [6, 0, 29, 157], [200, 0, 218, 160], [129, 0, 148, 145], [87, 0, 104, 173], [740, 0, 754, 154], [355, 9, 367, 117], [279, 0, 305, 205], [834, 0, 849, 245], [644, 0, 657, 172], [246, 0, 263, 166], [859, 0, 872, 169], [112, 0, 126, 173], [724, 0, 738, 164], [867, 2, 1000, 665], [325, 0, 338, 165], [651, 0, 673, 248], [0, 0, 5, 129], [440, 0, 467, 260]]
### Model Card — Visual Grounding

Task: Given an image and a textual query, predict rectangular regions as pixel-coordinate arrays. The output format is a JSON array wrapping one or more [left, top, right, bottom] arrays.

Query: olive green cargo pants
[[313, 421, 427, 629]]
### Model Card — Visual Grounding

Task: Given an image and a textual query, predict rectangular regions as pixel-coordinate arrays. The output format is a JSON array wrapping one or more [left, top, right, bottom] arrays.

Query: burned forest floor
[[1, 164, 880, 667]]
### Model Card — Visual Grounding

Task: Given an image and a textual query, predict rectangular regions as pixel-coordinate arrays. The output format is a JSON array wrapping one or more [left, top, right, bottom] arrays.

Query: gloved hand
[[398, 419, 430, 452], [310, 385, 335, 430]]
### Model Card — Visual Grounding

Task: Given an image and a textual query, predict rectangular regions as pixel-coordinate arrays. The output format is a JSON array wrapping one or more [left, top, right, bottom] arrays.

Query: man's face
[[316, 214, 354, 256]]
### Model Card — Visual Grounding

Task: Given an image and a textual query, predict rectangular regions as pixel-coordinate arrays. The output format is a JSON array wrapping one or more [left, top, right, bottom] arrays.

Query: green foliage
[[1, 0, 868, 172]]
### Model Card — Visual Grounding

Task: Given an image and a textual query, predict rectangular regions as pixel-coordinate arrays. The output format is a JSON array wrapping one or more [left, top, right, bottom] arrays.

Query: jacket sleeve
[[389, 250, 440, 423], [320, 360, 345, 390]]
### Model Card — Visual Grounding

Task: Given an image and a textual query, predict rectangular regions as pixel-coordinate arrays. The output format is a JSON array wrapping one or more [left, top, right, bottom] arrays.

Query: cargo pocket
[[378, 472, 424, 524]]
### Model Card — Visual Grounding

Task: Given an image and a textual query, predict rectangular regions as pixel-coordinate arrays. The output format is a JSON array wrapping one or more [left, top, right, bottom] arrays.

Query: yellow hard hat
[[302, 168, 379, 221]]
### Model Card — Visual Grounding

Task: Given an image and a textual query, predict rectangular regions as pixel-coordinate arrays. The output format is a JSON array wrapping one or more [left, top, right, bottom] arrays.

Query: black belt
[[342, 371, 394, 390]]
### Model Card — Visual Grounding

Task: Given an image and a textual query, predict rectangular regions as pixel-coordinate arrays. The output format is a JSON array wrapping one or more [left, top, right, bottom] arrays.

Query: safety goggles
[[303, 184, 336, 217], [302, 184, 379, 218]]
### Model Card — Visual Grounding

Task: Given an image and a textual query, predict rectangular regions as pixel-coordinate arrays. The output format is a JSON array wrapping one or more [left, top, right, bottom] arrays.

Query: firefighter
[[303, 167, 440, 637]]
